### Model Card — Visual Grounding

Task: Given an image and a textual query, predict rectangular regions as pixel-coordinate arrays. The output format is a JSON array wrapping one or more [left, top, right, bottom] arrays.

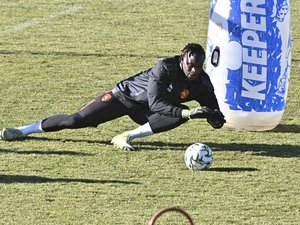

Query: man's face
[[181, 51, 204, 80]]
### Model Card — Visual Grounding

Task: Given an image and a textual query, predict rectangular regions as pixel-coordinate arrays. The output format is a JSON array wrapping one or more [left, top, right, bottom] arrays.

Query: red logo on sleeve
[[101, 93, 112, 102], [180, 89, 189, 99]]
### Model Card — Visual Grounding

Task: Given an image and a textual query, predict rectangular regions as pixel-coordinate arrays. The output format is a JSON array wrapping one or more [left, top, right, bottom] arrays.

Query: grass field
[[0, 1, 299, 224]]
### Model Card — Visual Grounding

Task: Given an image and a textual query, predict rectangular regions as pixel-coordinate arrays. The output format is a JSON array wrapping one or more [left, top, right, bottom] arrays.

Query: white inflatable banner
[[206, 0, 291, 131]]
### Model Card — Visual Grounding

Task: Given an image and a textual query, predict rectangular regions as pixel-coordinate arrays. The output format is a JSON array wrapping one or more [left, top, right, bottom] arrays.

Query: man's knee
[[149, 115, 188, 134], [63, 113, 91, 128]]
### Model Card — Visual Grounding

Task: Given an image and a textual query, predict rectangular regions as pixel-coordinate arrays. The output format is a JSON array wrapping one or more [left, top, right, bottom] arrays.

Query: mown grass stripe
[[0, 6, 82, 36]]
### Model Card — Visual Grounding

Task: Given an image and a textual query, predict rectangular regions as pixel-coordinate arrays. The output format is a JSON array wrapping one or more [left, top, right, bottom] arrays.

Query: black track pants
[[42, 92, 188, 134]]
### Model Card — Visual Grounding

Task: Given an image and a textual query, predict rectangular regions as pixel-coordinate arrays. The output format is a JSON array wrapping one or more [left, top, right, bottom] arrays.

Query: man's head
[[180, 43, 205, 80]]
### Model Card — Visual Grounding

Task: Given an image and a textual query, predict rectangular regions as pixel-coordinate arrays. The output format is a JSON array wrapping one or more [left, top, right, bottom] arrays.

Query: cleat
[[0, 128, 26, 141], [111, 132, 135, 151]]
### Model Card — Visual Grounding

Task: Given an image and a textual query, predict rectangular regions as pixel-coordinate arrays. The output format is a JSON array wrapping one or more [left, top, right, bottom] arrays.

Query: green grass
[[0, 0, 299, 224]]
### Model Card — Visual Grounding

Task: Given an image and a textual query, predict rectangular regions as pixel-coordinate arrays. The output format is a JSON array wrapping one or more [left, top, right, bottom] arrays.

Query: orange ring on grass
[[148, 207, 194, 225]]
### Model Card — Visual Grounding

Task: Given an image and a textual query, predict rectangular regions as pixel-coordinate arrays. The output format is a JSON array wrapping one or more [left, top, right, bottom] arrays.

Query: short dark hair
[[180, 43, 205, 60]]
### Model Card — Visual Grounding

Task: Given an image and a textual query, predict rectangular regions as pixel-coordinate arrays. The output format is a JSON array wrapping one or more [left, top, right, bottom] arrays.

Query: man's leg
[[111, 122, 154, 150], [147, 113, 189, 134], [111, 106, 189, 150], [0, 91, 129, 141], [0, 112, 90, 140]]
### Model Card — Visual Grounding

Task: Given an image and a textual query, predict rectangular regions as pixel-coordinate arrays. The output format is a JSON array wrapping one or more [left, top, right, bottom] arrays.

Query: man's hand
[[207, 110, 226, 129], [181, 106, 213, 119]]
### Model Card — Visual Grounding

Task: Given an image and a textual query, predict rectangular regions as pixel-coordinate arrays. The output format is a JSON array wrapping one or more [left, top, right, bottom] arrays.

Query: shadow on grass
[[291, 58, 300, 62], [0, 49, 162, 59], [268, 124, 300, 133], [207, 142, 300, 158], [208, 167, 260, 172], [0, 148, 94, 156], [0, 174, 143, 185], [25, 137, 300, 158], [135, 141, 300, 158], [28, 136, 111, 145]]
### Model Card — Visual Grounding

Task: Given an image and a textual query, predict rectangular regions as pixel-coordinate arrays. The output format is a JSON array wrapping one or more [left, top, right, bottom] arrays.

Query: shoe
[[0, 128, 26, 141], [111, 132, 135, 151]]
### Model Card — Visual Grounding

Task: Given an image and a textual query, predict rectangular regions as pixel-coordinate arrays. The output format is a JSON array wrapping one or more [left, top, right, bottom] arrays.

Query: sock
[[127, 122, 153, 140], [18, 120, 44, 136]]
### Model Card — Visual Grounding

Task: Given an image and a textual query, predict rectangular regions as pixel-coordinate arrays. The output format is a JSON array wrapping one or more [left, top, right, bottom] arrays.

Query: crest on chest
[[166, 83, 190, 99]]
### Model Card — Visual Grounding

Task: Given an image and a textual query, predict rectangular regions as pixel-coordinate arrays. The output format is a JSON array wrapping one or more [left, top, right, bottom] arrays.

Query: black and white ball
[[184, 143, 213, 170]]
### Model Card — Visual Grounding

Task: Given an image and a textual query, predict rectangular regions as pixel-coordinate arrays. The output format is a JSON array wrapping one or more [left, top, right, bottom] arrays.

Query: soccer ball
[[184, 143, 213, 170]]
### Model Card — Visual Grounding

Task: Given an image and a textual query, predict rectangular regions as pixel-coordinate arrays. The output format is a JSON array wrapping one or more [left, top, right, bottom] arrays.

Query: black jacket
[[112, 56, 220, 117]]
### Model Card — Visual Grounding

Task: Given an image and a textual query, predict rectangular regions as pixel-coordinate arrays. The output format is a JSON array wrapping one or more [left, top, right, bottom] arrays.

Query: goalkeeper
[[0, 43, 225, 150]]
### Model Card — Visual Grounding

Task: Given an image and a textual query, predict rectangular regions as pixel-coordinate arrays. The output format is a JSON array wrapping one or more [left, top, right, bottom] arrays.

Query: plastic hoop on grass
[[148, 207, 194, 225]]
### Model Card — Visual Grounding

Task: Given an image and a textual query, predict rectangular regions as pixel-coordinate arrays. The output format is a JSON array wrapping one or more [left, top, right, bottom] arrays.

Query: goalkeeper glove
[[207, 109, 226, 129], [181, 106, 213, 119]]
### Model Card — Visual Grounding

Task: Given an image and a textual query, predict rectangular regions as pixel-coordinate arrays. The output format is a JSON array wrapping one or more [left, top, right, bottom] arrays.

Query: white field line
[[0, 6, 82, 36]]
